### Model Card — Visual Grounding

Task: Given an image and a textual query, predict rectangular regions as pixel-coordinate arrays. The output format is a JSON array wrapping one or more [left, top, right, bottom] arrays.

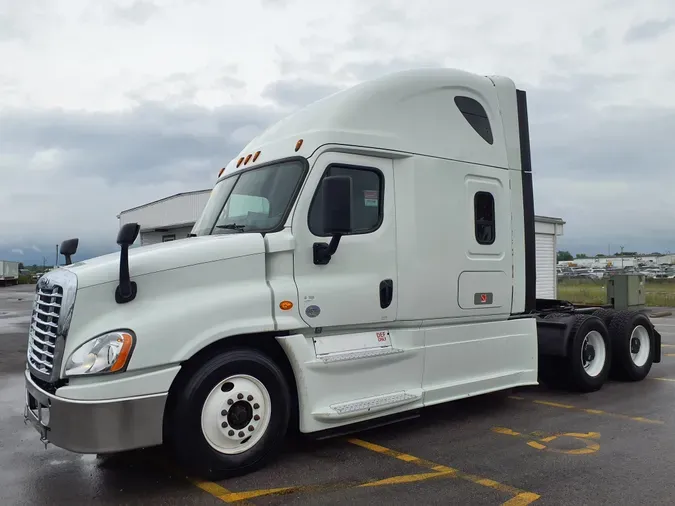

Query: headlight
[[64, 330, 135, 376]]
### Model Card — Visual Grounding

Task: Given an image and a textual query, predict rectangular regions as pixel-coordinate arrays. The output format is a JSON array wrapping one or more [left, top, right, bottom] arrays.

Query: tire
[[592, 308, 616, 328], [566, 315, 612, 392], [608, 310, 655, 381], [167, 348, 291, 480]]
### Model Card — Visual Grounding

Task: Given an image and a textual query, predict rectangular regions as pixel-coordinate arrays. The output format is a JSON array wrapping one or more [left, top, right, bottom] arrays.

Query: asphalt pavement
[[3, 283, 675, 505]]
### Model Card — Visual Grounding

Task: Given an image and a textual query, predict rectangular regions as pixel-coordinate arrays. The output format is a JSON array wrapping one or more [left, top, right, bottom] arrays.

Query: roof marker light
[[295, 139, 303, 152], [244, 153, 252, 165], [252, 151, 261, 162], [218, 167, 225, 177], [236, 157, 244, 168]]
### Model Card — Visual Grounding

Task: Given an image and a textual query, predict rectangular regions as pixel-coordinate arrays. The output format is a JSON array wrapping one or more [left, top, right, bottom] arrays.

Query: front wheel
[[167, 348, 291, 480]]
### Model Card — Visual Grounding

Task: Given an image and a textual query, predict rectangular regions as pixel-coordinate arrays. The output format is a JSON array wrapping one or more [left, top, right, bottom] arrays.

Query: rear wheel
[[592, 308, 616, 328], [167, 348, 291, 480], [566, 315, 612, 392], [608, 310, 655, 381]]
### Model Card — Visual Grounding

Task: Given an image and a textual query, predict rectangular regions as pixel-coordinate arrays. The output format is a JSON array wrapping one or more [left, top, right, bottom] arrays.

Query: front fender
[[62, 251, 274, 377]]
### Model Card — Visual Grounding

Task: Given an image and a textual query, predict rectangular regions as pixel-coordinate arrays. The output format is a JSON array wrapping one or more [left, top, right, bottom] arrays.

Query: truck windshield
[[191, 159, 306, 236]]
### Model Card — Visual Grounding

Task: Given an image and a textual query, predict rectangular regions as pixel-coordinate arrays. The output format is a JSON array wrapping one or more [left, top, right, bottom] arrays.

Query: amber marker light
[[279, 301, 294, 311], [109, 332, 135, 372]]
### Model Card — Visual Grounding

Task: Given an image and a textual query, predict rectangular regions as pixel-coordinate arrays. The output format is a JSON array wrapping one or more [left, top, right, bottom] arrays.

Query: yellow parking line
[[652, 377, 675, 382], [509, 396, 663, 425], [348, 438, 540, 505], [190, 479, 255, 504]]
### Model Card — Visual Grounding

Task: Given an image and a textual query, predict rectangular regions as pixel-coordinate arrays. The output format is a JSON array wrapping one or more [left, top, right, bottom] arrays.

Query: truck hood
[[63, 234, 267, 289]]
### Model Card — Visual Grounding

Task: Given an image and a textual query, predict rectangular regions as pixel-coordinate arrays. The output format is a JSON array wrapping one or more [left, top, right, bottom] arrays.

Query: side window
[[474, 191, 495, 245], [309, 165, 383, 236]]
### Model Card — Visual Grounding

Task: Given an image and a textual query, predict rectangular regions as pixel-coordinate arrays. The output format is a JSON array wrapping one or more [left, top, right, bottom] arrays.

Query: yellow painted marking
[[515, 398, 664, 425], [185, 438, 541, 504], [492, 427, 600, 455], [189, 479, 253, 504], [662, 344, 675, 347], [492, 427, 522, 437], [652, 377, 675, 382], [533, 400, 574, 409], [509, 395, 525, 400], [503, 492, 545, 506], [348, 438, 540, 504], [665, 353, 675, 357], [359, 471, 454, 487], [219, 487, 295, 501], [527, 442, 546, 450]]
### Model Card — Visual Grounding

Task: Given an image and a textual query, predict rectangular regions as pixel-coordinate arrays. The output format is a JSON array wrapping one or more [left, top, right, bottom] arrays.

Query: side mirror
[[313, 175, 352, 265], [115, 223, 140, 304], [117, 223, 140, 246], [60, 238, 79, 265]]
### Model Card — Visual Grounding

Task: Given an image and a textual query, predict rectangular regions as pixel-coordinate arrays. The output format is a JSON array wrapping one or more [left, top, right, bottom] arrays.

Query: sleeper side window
[[474, 191, 495, 245], [308, 165, 383, 236]]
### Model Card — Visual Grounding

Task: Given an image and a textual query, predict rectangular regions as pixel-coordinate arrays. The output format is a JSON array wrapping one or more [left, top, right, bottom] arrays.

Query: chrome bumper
[[24, 369, 167, 454]]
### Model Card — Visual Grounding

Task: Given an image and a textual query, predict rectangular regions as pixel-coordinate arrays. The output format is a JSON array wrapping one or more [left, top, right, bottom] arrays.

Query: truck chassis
[[532, 299, 661, 392]]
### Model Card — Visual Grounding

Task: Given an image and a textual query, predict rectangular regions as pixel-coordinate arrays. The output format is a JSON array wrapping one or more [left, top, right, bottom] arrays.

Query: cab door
[[292, 151, 397, 328]]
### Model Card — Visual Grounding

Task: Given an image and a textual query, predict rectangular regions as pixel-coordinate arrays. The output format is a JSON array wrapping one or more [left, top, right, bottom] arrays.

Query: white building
[[119, 191, 565, 299]]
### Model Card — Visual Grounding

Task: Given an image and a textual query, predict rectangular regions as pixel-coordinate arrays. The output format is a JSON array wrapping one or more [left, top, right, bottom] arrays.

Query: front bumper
[[24, 369, 167, 454]]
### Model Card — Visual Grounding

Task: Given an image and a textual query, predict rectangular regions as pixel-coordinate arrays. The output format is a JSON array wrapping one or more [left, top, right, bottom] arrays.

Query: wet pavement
[[3, 283, 675, 505]]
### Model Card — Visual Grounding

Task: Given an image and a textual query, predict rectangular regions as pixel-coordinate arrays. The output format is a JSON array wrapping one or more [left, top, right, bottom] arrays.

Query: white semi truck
[[24, 68, 662, 479]]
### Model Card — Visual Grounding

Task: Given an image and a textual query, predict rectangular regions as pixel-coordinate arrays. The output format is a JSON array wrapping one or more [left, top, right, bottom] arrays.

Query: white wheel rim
[[200, 374, 272, 455], [630, 325, 650, 367], [581, 330, 606, 377]]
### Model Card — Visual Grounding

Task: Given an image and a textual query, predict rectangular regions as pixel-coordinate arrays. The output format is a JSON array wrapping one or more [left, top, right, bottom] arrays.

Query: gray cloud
[[624, 18, 675, 42], [110, 0, 159, 25], [262, 79, 343, 108], [0, 101, 281, 186], [0, 0, 49, 41]]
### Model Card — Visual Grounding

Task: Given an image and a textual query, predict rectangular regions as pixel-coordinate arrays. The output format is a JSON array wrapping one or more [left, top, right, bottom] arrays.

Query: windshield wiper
[[216, 223, 246, 232]]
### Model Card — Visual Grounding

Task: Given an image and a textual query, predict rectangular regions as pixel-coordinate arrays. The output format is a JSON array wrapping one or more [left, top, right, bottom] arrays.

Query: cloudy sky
[[1, 0, 674, 264]]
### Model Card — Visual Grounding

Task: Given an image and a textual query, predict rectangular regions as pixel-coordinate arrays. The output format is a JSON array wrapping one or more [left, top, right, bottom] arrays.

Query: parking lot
[[3, 284, 675, 505]]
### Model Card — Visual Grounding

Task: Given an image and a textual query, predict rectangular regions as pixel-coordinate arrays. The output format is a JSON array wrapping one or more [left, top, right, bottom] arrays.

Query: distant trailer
[[0, 260, 20, 286]]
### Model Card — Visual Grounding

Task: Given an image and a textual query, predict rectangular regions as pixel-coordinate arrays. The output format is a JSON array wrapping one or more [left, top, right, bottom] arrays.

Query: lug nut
[[254, 415, 260, 421], [253, 403, 260, 409], [221, 422, 228, 428], [221, 410, 228, 416], [228, 430, 234, 436], [227, 399, 233, 405], [238, 431, 245, 438], [248, 425, 254, 432], [247, 395, 253, 401], [237, 393, 244, 400]]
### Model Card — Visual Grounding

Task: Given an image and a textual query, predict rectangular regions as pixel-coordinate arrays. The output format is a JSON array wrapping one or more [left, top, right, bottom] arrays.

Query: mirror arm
[[312, 233, 343, 266], [327, 233, 342, 256], [64, 254, 72, 266], [115, 243, 137, 304]]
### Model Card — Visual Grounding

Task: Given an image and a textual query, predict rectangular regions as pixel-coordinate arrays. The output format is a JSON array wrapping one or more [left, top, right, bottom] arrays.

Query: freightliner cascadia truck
[[24, 68, 662, 479]]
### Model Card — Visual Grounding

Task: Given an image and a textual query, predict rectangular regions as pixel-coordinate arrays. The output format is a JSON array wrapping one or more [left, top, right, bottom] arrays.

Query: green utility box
[[606, 274, 646, 310]]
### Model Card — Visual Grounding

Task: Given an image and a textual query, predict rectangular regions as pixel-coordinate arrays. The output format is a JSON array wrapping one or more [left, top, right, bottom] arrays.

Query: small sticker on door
[[305, 305, 321, 318], [364, 190, 379, 207], [474, 292, 494, 305]]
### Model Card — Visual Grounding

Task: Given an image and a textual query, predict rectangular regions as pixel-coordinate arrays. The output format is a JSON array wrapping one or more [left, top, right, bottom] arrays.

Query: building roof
[[117, 189, 210, 217]]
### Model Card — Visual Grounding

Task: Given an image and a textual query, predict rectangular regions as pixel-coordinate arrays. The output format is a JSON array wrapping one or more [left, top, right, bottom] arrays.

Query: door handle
[[379, 279, 393, 309]]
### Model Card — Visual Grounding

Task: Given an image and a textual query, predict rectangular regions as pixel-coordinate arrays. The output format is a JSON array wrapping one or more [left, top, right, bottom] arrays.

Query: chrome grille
[[27, 285, 64, 374]]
